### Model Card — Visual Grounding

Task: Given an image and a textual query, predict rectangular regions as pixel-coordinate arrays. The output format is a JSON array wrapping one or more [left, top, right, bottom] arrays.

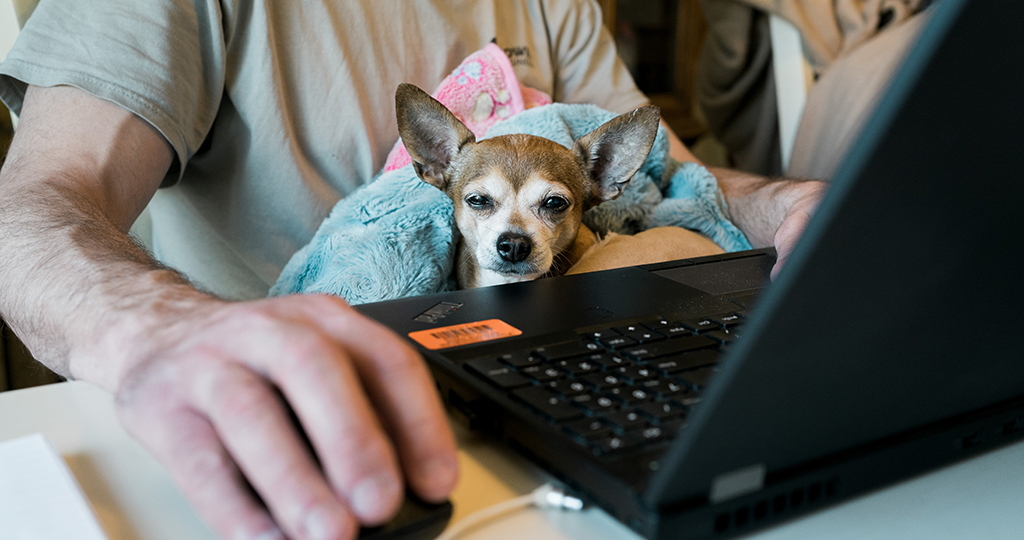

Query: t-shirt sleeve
[[0, 0, 227, 183], [546, 0, 649, 113]]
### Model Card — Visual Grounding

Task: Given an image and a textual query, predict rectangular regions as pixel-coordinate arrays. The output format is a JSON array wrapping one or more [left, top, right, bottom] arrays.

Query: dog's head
[[395, 83, 659, 285]]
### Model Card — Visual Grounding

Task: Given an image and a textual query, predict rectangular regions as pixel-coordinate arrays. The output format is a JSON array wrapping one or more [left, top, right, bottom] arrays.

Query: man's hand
[[0, 85, 457, 540], [710, 167, 827, 279], [768, 183, 825, 280], [660, 125, 825, 277], [114, 294, 457, 540]]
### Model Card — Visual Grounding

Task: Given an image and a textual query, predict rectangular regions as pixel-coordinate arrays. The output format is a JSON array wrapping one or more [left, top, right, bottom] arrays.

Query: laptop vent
[[1001, 416, 1024, 437], [956, 414, 1024, 451], [713, 476, 839, 535], [711, 413, 1024, 534]]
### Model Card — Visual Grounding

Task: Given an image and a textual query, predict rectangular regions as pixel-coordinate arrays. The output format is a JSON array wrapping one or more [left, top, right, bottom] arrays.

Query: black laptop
[[356, 0, 1024, 537]]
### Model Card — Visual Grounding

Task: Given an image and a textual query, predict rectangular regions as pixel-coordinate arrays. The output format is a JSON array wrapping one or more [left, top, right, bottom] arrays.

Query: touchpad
[[653, 254, 775, 296]]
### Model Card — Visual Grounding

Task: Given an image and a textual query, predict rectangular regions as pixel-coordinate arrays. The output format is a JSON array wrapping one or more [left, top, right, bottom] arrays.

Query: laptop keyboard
[[463, 311, 746, 457]]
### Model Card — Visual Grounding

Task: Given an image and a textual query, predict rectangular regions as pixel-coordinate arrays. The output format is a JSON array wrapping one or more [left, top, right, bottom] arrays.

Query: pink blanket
[[384, 42, 552, 172]]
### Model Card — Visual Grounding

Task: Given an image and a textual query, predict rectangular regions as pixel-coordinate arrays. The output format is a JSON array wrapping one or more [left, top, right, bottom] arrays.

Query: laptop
[[355, 0, 1024, 537]]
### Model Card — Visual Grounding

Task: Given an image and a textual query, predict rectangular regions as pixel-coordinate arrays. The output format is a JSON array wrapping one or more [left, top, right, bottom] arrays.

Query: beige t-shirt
[[0, 0, 647, 299]]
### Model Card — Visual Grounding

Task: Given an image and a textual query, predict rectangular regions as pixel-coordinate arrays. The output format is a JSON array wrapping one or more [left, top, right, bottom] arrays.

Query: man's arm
[[0, 85, 457, 540], [659, 123, 825, 278], [711, 167, 826, 279]]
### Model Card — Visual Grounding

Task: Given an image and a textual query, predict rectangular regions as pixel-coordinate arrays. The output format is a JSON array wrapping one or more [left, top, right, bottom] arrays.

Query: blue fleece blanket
[[270, 104, 752, 304]]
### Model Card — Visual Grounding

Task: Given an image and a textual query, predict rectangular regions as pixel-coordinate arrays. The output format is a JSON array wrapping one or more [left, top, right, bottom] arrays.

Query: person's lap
[[566, 226, 724, 275]]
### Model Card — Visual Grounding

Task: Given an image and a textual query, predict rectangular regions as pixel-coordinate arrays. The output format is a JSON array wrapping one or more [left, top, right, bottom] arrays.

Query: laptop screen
[[647, 0, 1024, 506]]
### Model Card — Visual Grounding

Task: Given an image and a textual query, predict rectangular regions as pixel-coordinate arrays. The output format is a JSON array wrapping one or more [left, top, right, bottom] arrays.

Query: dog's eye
[[465, 194, 492, 209], [543, 196, 569, 212]]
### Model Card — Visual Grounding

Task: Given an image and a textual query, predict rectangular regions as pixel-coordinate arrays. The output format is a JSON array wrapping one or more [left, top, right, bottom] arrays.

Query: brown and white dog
[[395, 83, 660, 288]]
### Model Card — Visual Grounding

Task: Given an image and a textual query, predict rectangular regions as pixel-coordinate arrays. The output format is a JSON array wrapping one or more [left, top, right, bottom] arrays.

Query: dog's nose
[[496, 233, 532, 263]]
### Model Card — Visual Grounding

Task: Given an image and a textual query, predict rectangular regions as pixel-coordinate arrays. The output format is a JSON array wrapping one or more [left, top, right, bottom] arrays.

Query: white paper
[[0, 433, 109, 540]]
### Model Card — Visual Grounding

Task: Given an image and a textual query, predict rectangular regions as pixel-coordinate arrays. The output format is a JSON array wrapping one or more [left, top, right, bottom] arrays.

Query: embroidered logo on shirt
[[503, 46, 533, 67]]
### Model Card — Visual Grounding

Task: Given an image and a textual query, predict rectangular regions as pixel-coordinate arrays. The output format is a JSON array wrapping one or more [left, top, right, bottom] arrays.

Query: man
[[0, 1, 822, 539]]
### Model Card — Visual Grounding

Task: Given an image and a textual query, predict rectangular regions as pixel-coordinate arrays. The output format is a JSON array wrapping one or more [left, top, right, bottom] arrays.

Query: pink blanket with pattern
[[384, 42, 552, 172]]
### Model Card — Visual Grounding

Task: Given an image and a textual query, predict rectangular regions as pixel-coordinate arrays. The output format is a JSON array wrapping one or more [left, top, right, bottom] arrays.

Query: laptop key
[[677, 367, 718, 391], [629, 425, 667, 444], [637, 379, 681, 399], [563, 418, 613, 440], [648, 358, 687, 374], [677, 317, 721, 333], [711, 313, 744, 328], [520, 364, 565, 382], [584, 353, 632, 370], [659, 419, 687, 436], [639, 318, 671, 331], [637, 401, 687, 422], [499, 350, 541, 368], [613, 325, 667, 344], [605, 410, 650, 432], [598, 335, 637, 349], [615, 365, 656, 383], [621, 335, 718, 360], [583, 328, 620, 341], [570, 393, 613, 413], [558, 357, 600, 376], [582, 371, 624, 390], [652, 349, 721, 373], [592, 434, 640, 454], [610, 385, 655, 404], [512, 386, 583, 422], [534, 340, 604, 361], [705, 329, 738, 344], [465, 358, 531, 389], [646, 319, 693, 338], [547, 379, 589, 397], [667, 386, 702, 406], [579, 394, 620, 416], [625, 330, 666, 344]]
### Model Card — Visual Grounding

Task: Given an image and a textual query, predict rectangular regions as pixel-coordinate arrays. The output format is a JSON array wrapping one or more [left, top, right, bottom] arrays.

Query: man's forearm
[[2, 86, 460, 540], [0, 168, 213, 390], [710, 167, 827, 248], [0, 85, 202, 391], [659, 123, 824, 253]]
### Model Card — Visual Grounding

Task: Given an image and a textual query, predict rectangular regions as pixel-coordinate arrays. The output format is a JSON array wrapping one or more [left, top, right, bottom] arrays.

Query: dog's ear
[[573, 105, 660, 206], [395, 83, 476, 191]]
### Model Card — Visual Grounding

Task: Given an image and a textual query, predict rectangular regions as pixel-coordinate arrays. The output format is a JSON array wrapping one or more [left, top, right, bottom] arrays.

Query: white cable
[[436, 483, 584, 540]]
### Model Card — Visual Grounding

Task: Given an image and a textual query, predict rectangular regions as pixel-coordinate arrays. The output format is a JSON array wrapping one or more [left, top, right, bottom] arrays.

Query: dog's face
[[395, 83, 659, 287], [446, 134, 588, 282]]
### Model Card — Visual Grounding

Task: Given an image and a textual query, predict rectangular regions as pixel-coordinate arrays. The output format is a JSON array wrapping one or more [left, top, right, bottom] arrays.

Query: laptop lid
[[647, 0, 1024, 508]]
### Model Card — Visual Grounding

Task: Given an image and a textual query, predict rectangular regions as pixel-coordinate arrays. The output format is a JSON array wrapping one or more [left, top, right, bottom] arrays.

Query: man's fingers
[[771, 213, 805, 280], [117, 403, 286, 540], [258, 326, 406, 525], [308, 297, 459, 503], [194, 363, 359, 540], [118, 295, 456, 538], [771, 185, 825, 280]]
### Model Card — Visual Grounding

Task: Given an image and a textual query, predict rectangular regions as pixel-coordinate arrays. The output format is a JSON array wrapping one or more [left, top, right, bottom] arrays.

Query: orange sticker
[[408, 319, 522, 350]]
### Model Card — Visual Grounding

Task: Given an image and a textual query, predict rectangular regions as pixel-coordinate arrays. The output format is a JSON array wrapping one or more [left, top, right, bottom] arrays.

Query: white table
[[2, 381, 1024, 540]]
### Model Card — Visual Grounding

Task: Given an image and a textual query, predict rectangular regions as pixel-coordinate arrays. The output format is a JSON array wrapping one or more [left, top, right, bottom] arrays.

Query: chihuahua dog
[[395, 83, 660, 288]]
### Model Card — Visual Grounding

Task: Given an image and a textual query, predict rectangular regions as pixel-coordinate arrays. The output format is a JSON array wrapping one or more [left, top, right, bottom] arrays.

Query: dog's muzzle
[[496, 232, 532, 263]]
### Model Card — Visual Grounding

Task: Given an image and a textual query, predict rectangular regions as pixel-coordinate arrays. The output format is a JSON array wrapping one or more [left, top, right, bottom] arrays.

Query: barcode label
[[408, 319, 522, 350]]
